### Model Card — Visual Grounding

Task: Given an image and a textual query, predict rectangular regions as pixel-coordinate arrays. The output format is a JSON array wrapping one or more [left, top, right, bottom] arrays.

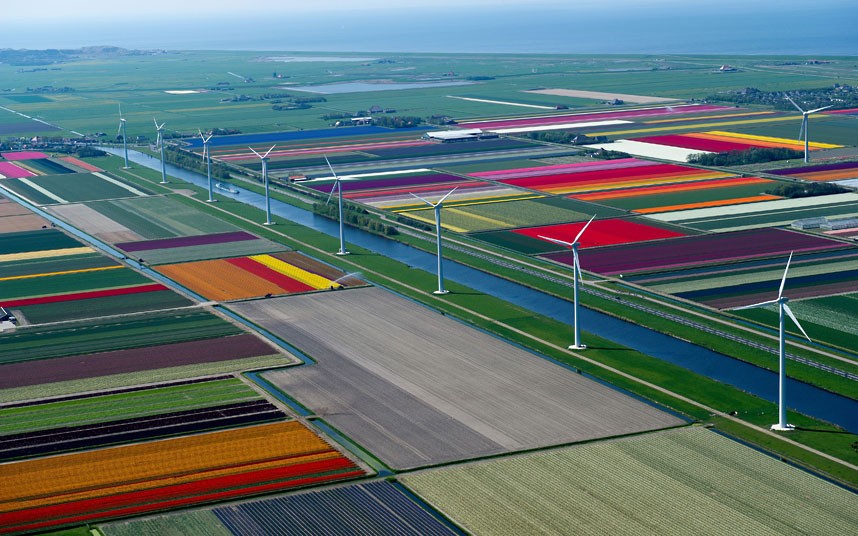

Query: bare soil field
[[233, 288, 683, 470], [47, 203, 143, 243], [0, 198, 32, 217], [0, 214, 49, 232], [525, 88, 678, 104]]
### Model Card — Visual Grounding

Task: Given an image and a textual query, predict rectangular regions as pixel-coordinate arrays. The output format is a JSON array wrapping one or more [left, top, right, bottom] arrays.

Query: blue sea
[[3, 3, 856, 55]]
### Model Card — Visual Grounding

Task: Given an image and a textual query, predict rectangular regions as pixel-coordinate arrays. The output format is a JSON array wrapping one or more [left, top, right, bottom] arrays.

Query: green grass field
[[402, 426, 858, 536]]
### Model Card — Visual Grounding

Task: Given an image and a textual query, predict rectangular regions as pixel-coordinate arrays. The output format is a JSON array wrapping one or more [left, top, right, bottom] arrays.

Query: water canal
[[103, 148, 858, 432]]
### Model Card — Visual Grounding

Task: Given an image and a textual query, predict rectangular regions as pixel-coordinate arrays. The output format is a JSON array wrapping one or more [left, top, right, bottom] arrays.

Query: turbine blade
[[572, 214, 596, 244], [798, 117, 805, 141], [785, 95, 804, 113], [118, 122, 123, 135], [198, 128, 204, 139], [118, 103, 123, 118], [324, 155, 338, 179], [783, 303, 812, 343], [325, 181, 337, 205], [263, 144, 276, 158], [778, 251, 793, 300], [733, 298, 779, 311], [574, 251, 587, 284], [409, 192, 434, 207], [537, 234, 574, 248], [437, 187, 458, 206], [807, 105, 833, 114], [248, 147, 262, 158], [153, 118, 159, 128]]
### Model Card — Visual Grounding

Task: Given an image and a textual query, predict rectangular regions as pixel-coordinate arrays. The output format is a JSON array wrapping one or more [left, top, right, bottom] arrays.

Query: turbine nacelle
[[410, 187, 458, 209]]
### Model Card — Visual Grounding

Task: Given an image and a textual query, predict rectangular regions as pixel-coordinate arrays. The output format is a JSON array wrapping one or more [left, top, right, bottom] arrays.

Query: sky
[[12, 0, 559, 21], [8, 0, 829, 22], [4, 0, 855, 54]]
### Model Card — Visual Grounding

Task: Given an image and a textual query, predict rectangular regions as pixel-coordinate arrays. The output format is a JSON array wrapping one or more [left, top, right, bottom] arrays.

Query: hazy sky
[[5, 0, 853, 54], [9, 0, 819, 22], [13, 0, 562, 21]]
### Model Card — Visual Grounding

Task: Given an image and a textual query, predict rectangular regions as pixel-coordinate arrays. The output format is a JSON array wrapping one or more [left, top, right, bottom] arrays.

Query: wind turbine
[[154, 119, 168, 184], [118, 105, 130, 169], [734, 252, 811, 431], [538, 215, 596, 350], [249, 145, 276, 225], [324, 155, 349, 256], [199, 129, 215, 202], [410, 188, 457, 295], [785, 96, 833, 163]]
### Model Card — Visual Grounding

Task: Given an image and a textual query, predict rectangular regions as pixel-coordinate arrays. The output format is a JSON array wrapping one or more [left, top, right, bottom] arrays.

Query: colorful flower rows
[[514, 218, 685, 248], [0, 162, 36, 179], [0, 246, 94, 263], [765, 161, 858, 182], [0, 152, 48, 161], [629, 131, 841, 153], [156, 254, 340, 301], [116, 230, 258, 253], [456, 104, 731, 130], [0, 421, 363, 534], [496, 160, 731, 195], [218, 139, 434, 162], [545, 228, 848, 275], [1, 283, 168, 307], [58, 156, 103, 173]]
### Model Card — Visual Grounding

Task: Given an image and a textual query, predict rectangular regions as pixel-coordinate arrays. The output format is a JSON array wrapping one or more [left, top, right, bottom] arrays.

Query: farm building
[[791, 217, 828, 230], [422, 129, 497, 142], [821, 217, 858, 230]]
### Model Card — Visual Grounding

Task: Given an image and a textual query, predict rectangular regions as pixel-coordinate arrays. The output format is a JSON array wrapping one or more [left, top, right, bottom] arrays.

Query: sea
[[3, 3, 857, 56]]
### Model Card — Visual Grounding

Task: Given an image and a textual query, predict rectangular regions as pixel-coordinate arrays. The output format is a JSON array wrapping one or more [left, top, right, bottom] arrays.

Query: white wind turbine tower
[[785, 95, 833, 163], [538, 215, 596, 350], [410, 188, 457, 295], [154, 119, 168, 184], [324, 155, 349, 256], [198, 129, 215, 202], [118, 105, 130, 169], [734, 252, 811, 431], [249, 145, 276, 225]]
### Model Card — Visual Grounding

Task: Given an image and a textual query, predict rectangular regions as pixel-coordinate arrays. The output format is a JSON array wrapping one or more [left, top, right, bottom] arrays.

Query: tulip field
[[102, 481, 458, 536], [0, 376, 284, 461], [489, 158, 733, 195], [0, 228, 192, 323], [766, 161, 858, 183], [571, 176, 780, 214], [1, 48, 857, 536], [0, 421, 363, 534], [630, 130, 842, 153], [456, 104, 733, 131], [156, 252, 354, 301]]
